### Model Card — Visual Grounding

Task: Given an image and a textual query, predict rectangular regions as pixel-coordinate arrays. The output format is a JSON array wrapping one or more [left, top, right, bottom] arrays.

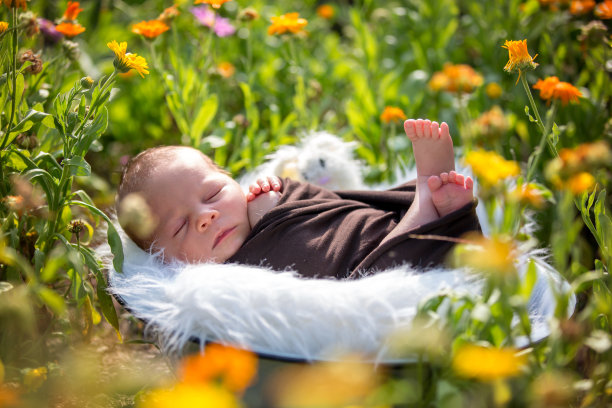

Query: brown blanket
[[227, 178, 481, 279]]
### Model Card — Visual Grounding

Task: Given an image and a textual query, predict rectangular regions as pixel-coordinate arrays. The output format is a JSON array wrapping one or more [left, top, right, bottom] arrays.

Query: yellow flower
[[23, 367, 47, 390], [107, 40, 149, 77], [502, 39, 538, 82], [567, 172, 595, 194], [194, 0, 231, 9], [268, 12, 308, 35], [179, 343, 257, 392], [2, 0, 27, 10], [595, 0, 612, 18], [316, 4, 335, 19], [138, 383, 239, 408], [485, 82, 503, 99], [0, 21, 8, 34], [63, 1, 83, 21], [429, 63, 483, 94], [454, 234, 517, 276], [464, 150, 520, 187], [509, 183, 547, 208], [132, 19, 170, 39], [55, 22, 86, 38], [380, 106, 406, 123], [452, 344, 527, 381], [217, 61, 235, 78]]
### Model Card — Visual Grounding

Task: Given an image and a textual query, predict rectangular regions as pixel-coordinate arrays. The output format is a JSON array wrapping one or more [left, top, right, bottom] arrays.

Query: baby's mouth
[[213, 226, 236, 248]]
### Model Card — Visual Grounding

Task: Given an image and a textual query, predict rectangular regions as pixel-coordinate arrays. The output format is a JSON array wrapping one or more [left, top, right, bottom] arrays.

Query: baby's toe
[[427, 175, 443, 191], [404, 119, 417, 139]]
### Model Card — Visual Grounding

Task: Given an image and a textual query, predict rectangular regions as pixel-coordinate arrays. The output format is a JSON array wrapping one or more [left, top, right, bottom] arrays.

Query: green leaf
[[550, 122, 560, 146], [9, 109, 51, 136], [65, 156, 91, 177], [520, 260, 537, 301], [190, 94, 218, 148], [73, 190, 100, 224], [69, 200, 124, 273], [524, 106, 536, 122], [37, 287, 66, 315], [73, 107, 108, 157], [94, 268, 122, 341], [239, 82, 260, 139]]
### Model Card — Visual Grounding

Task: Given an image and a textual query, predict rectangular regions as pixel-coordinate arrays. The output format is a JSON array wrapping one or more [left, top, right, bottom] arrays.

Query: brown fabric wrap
[[227, 178, 481, 279]]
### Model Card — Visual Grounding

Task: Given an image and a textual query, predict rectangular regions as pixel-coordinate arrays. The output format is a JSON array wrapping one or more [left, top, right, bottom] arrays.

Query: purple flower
[[191, 5, 235, 37], [213, 16, 235, 37], [37, 18, 63, 44], [191, 6, 215, 28]]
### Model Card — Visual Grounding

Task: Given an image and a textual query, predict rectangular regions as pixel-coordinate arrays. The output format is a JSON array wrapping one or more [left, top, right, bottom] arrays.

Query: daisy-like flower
[[55, 21, 85, 38], [132, 19, 169, 39], [213, 16, 235, 37], [429, 63, 484, 93], [453, 344, 527, 381], [194, 0, 231, 9], [268, 12, 308, 35], [0, 21, 8, 34], [107, 40, 149, 77], [570, 0, 595, 14], [2, 0, 27, 10], [380, 106, 407, 123], [595, 0, 612, 18], [63, 1, 83, 21], [502, 39, 538, 84], [534, 77, 582, 105]]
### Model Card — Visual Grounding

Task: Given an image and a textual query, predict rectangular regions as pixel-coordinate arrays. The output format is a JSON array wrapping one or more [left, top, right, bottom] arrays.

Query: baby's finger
[[246, 192, 255, 202], [269, 176, 281, 191], [249, 184, 262, 194], [257, 178, 270, 192]]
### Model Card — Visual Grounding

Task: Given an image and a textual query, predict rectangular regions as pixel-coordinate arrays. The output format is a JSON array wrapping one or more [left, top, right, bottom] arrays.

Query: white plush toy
[[247, 131, 365, 190]]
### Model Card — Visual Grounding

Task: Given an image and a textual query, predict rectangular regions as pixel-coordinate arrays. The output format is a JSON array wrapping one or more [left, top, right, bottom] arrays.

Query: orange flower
[[158, 5, 180, 24], [534, 77, 581, 105], [595, 0, 612, 18], [567, 172, 595, 194], [132, 19, 169, 39], [268, 12, 308, 35], [55, 22, 85, 38], [429, 63, 483, 93], [316, 4, 335, 19], [509, 183, 547, 208], [533, 76, 560, 100], [2, 0, 27, 9], [0, 21, 8, 34], [380, 106, 407, 123], [63, 1, 83, 21], [180, 344, 257, 392], [502, 39, 538, 81], [217, 61, 235, 78], [570, 0, 595, 14], [194, 0, 231, 9]]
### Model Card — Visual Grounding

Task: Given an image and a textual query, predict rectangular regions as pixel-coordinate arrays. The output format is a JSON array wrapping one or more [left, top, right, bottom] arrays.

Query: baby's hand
[[246, 176, 282, 202]]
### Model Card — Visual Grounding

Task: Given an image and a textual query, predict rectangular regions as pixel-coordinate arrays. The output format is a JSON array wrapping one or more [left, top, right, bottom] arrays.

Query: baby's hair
[[116, 145, 225, 249]]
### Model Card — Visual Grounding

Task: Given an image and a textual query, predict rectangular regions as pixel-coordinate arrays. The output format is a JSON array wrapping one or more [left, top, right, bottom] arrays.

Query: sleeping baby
[[116, 119, 481, 279]]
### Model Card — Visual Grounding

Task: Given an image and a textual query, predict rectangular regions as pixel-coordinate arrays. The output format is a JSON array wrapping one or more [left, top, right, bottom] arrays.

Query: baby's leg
[[428, 171, 474, 217], [401, 119, 456, 226]]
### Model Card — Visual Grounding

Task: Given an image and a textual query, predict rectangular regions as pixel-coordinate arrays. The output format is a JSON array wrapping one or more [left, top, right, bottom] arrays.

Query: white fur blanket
[[100, 226, 574, 364]]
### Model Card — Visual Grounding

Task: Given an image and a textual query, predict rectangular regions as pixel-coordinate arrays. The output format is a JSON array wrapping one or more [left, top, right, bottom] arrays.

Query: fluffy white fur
[[101, 226, 573, 364]]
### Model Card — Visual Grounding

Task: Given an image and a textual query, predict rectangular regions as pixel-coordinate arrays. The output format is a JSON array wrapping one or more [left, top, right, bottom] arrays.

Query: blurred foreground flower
[[529, 371, 575, 408], [2, 0, 27, 10], [132, 19, 170, 39], [545, 141, 611, 191], [317, 4, 335, 19], [453, 234, 517, 276], [268, 12, 308, 35], [107, 40, 149, 77], [217, 61, 235, 78], [158, 5, 180, 24], [139, 383, 239, 408], [467, 106, 509, 146], [180, 344, 257, 393], [62, 1, 83, 21], [55, 21, 85, 38], [117, 192, 158, 240], [485, 82, 503, 99], [566, 172, 596, 194], [191, 6, 235, 37], [22, 366, 47, 390], [429, 63, 483, 93], [195, 0, 231, 9], [269, 357, 379, 408], [452, 344, 527, 381], [595, 0, 612, 18], [0, 21, 7, 34], [502, 39, 538, 82], [380, 106, 406, 123], [509, 183, 548, 208], [38, 18, 62, 43], [464, 150, 520, 187], [533, 76, 582, 105]]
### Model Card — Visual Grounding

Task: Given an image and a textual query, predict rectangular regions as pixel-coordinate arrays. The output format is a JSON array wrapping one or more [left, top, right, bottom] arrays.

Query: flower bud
[[62, 40, 80, 61], [238, 7, 259, 21], [67, 219, 85, 234], [80, 76, 94, 89]]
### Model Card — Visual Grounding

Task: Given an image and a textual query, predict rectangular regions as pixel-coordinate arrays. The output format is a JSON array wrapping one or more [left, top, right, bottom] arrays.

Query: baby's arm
[[246, 176, 282, 227]]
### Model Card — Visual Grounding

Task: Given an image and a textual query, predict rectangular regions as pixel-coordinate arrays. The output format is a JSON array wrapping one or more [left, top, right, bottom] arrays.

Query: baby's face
[[144, 150, 250, 263]]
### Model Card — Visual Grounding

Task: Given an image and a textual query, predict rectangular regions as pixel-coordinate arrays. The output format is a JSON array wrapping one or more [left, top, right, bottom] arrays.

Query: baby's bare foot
[[404, 119, 455, 178], [428, 171, 474, 217]]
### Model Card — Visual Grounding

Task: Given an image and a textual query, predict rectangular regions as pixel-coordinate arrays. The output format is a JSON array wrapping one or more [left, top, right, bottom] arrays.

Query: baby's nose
[[196, 209, 219, 232]]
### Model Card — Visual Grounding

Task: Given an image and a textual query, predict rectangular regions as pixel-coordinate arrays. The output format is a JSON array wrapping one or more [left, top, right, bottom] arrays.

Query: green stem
[[520, 74, 545, 134], [526, 102, 557, 182], [1, 9, 19, 151]]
